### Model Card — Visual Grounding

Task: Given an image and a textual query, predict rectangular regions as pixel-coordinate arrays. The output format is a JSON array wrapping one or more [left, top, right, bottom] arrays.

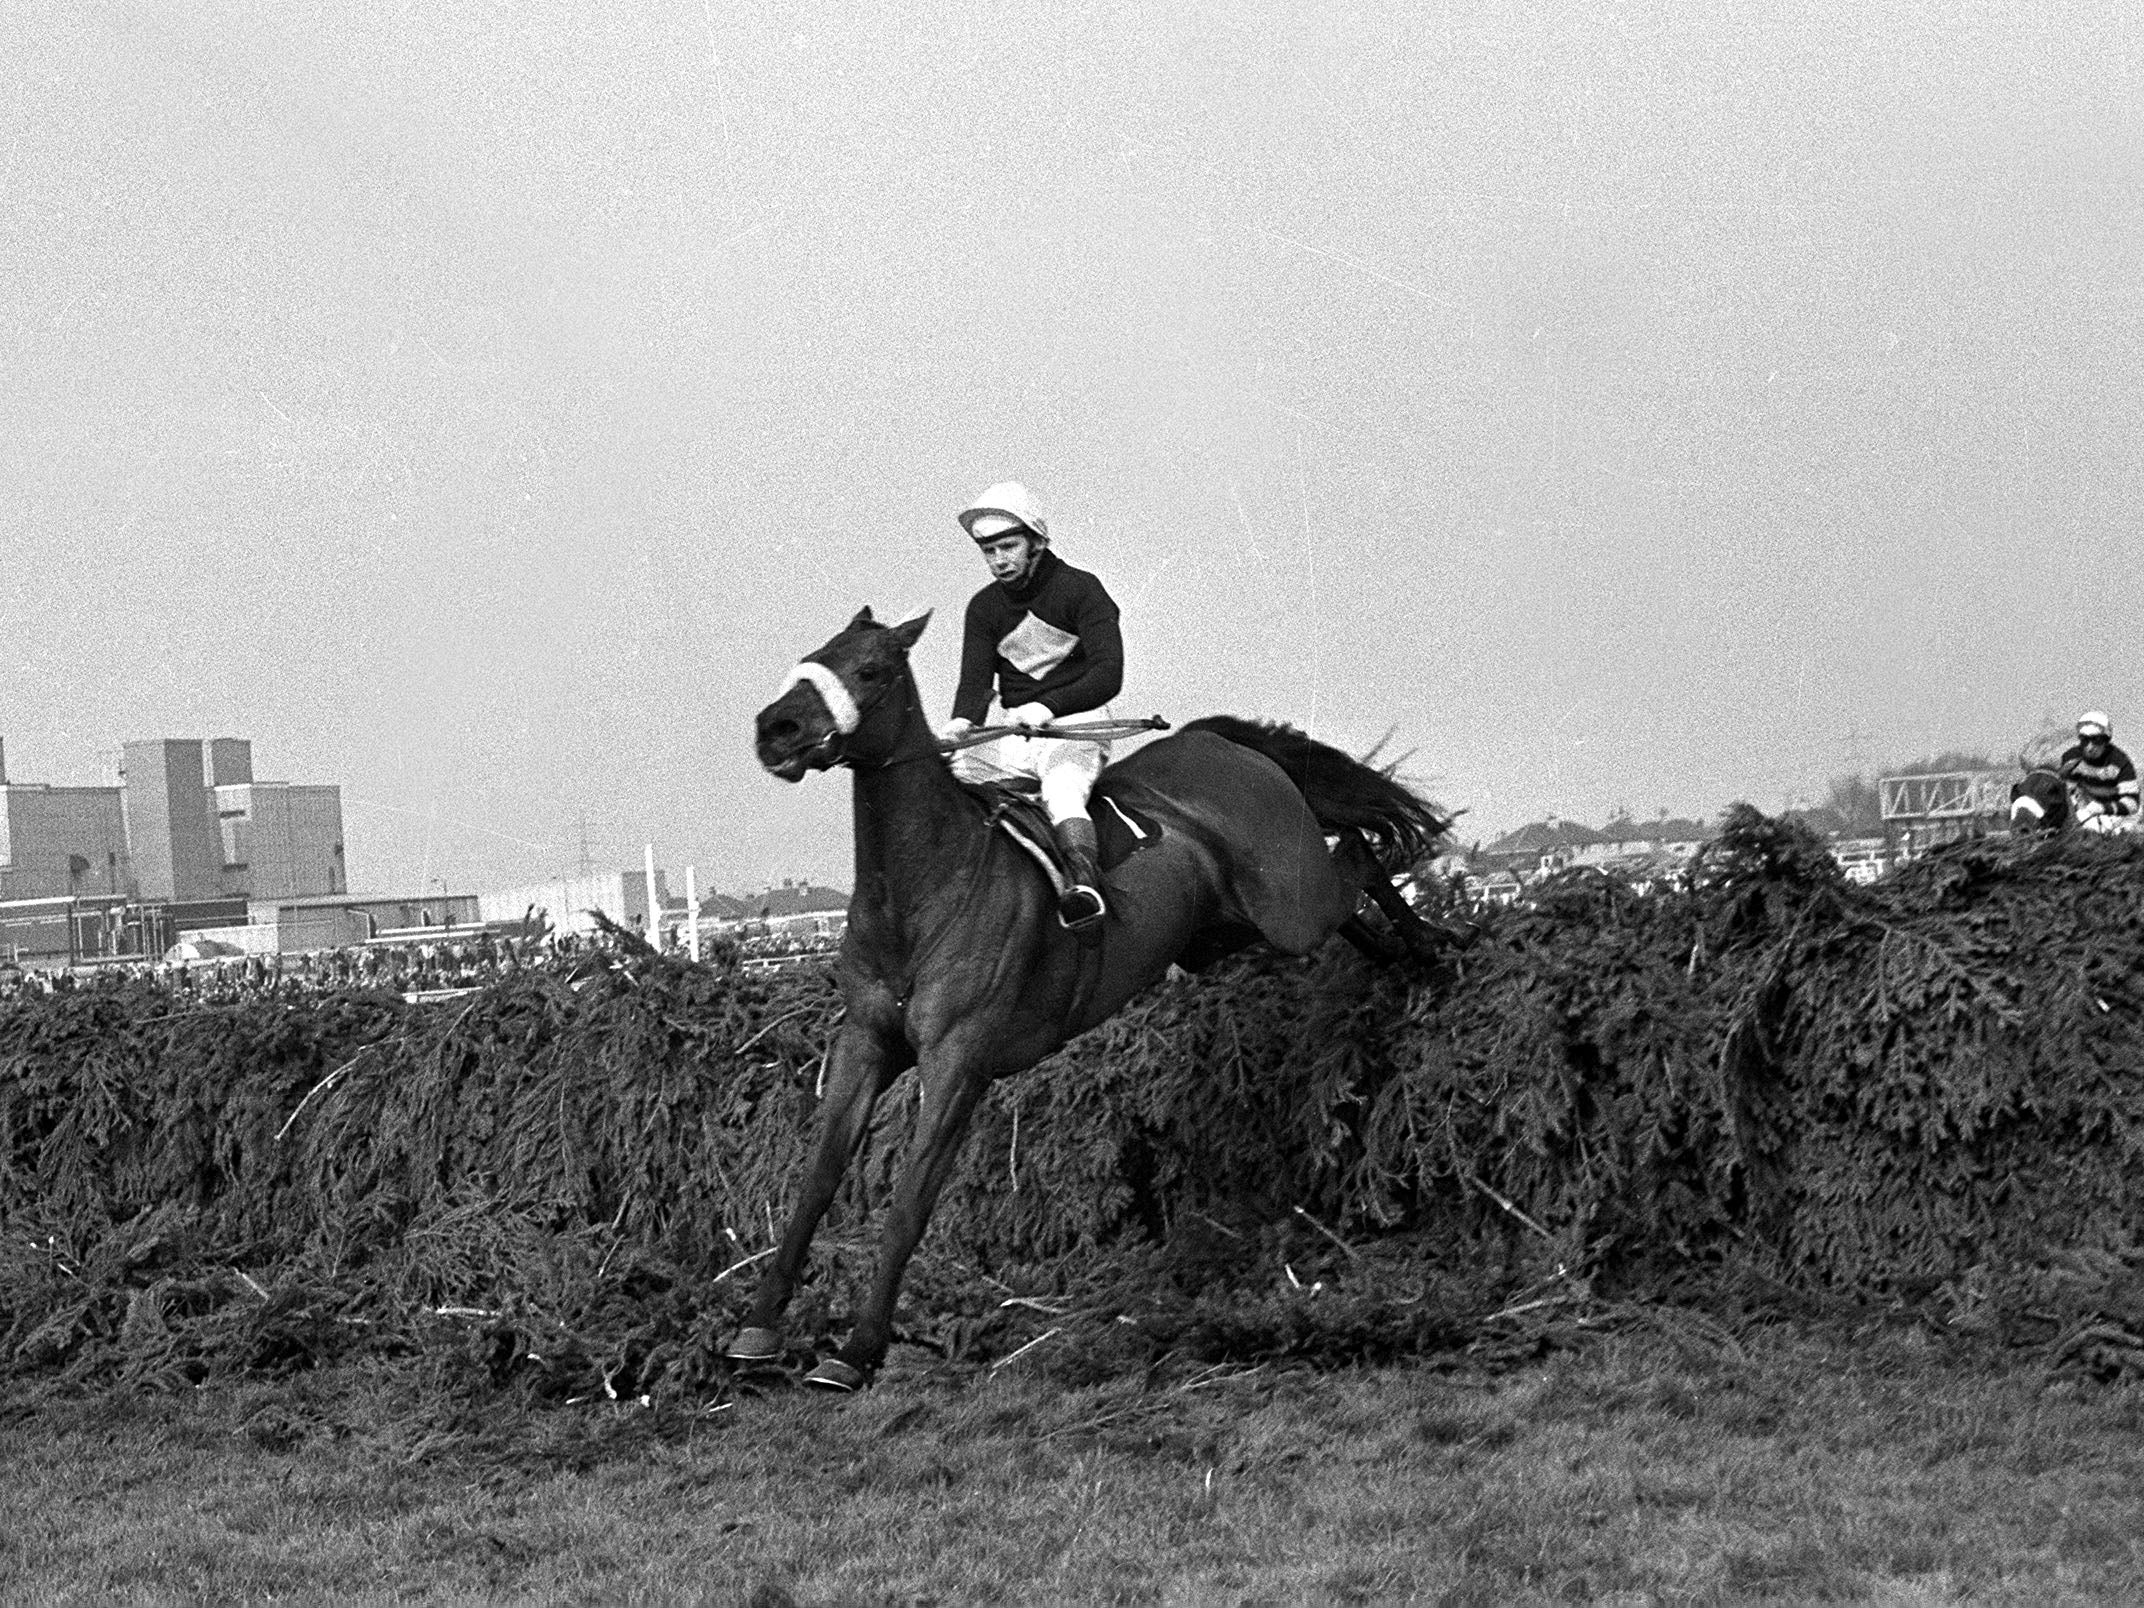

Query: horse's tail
[[1183, 715, 1453, 874]]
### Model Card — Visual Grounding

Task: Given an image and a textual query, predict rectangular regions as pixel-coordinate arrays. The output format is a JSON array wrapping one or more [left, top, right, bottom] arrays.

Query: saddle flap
[[957, 779, 1166, 895], [981, 788, 1069, 895]]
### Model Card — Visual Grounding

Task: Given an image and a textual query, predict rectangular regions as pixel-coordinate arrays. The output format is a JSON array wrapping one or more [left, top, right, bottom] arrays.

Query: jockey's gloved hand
[[1007, 702, 1055, 731], [937, 716, 975, 744], [2079, 799, 2107, 820]]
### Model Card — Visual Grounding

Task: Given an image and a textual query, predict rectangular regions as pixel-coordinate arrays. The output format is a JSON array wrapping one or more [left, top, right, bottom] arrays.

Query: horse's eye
[[857, 665, 882, 682]]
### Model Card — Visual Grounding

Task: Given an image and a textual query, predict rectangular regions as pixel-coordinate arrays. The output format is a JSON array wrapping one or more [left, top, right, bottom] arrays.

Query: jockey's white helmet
[[2079, 710, 2113, 739], [959, 481, 1047, 543]]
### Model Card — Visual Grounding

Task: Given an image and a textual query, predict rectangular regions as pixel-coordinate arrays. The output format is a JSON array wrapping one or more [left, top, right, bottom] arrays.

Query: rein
[[936, 716, 1171, 755]]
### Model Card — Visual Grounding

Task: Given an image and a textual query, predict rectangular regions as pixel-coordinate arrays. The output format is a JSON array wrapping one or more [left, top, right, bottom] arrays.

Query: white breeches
[[949, 717, 1111, 824]]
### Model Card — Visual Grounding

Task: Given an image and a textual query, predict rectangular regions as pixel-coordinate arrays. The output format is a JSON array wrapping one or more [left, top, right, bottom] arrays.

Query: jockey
[[2059, 710, 2140, 824], [939, 481, 1122, 933]]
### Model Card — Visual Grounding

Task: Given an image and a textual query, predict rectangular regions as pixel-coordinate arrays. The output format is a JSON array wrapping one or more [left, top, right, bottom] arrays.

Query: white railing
[[1878, 771, 2011, 822]]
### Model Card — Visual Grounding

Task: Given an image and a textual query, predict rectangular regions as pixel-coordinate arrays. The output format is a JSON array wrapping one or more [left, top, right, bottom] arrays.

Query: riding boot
[[1053, 816, 1108, 938]]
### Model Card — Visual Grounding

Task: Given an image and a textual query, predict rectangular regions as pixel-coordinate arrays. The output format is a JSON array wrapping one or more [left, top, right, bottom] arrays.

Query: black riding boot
[[1054, 816, 1108, 937]]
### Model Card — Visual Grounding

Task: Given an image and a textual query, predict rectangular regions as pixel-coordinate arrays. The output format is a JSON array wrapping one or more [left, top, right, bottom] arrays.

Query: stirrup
[[1057, 883, 1107, 933]]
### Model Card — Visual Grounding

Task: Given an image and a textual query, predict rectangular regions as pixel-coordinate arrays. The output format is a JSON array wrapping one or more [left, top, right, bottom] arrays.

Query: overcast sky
[[4, 0, 2140, 894]]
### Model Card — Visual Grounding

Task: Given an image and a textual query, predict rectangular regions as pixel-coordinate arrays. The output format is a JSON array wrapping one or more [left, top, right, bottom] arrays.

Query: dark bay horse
[[2010, 767, 2071, 834], [732, 607, 1453, 1389]]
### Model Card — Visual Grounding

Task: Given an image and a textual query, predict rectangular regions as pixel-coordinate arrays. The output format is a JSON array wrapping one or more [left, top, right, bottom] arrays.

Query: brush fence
[[5, 809, 2144, 1376]]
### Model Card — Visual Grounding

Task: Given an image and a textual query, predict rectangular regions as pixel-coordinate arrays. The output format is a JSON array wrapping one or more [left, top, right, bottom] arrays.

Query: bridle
[[775, 638, 1010, 1016], [2012, 766, 2070, 829], [777, 644, 941, 773]]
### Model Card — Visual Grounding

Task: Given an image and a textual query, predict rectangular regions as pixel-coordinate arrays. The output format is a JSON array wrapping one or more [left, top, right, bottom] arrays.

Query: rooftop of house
[[1481, 814, 1714, 857]]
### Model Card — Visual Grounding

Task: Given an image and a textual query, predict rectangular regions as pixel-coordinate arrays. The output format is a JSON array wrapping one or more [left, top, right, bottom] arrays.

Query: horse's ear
[[888, 609, 932, 651], [848, 606, 877, 630]]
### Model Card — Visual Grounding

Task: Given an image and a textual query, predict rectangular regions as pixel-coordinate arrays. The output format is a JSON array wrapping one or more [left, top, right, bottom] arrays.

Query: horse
[[730, 606, 1456, 1389], [2009, 766, 2071, 834], [2012, 767, 2144, 836]]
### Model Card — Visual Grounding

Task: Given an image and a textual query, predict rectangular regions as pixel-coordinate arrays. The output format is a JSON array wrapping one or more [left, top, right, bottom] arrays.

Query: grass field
[[4, 1315, 2143, 1605]]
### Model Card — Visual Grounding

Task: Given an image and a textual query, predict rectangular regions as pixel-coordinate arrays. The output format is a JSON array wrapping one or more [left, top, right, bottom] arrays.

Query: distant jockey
[[2059, 710, 2140, 826], [939, 481, 1122, 934]]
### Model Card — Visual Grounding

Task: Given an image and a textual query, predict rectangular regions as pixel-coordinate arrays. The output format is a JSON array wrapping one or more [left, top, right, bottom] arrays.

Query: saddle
[[960, 780, 1162, 899]]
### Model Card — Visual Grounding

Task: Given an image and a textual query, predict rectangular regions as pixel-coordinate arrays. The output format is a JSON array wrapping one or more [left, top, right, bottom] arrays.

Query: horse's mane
[[1181, 715, 1453, 874]]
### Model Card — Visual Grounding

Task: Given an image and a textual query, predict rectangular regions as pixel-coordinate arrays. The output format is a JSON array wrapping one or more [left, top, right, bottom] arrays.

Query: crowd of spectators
[[736, 927, 843, 966], [0, 925, 661, 1006], [0, 910, 856, 1003]]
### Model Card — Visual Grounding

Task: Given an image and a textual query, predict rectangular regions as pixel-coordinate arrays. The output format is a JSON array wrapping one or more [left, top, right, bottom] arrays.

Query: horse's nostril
[[761, 716, 799, 746]]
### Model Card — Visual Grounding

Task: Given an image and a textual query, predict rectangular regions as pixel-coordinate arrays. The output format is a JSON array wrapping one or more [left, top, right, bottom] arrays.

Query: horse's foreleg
[[729, 1021, 906, 1362], [810, 1053, 993, 1390]]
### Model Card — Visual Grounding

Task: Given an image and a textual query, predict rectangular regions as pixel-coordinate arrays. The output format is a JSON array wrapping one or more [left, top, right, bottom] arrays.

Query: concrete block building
[[1, 734, 350, 963], [215, 780, 349, 900], [0, 739, 132, 900], [121, 738, 347, 902]]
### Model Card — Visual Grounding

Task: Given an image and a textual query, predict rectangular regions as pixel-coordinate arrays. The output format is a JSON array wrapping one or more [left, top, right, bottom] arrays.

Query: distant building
[[1469, 812, 1714, 892], [121, 739, 232, 901], [741, 880, 847, 919], [0, 739, 131, 900], [1479, 817, 1606, 871], [122, 738, 347, 901], [215, 779, 348, 900], [0, 734, 350, 963], [251, 892, 482, 943], [478, 869, 673, 938]]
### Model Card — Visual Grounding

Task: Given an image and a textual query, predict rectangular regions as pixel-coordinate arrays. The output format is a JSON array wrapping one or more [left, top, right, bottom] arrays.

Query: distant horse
[[731, 607, 1455, 1389], [2010, 767, 2071, 834], [2012, 767, 2144, 836]]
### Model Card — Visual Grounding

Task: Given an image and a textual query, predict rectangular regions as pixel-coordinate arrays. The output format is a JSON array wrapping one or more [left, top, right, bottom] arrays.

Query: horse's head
[[2010, 766, 2070, 834], [756, 606, 933, 781]]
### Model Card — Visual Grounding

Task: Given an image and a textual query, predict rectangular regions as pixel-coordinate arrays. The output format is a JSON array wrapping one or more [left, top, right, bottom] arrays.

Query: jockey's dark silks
[[951, 549, 1123, 724], [2060, 740, 2141, 815]]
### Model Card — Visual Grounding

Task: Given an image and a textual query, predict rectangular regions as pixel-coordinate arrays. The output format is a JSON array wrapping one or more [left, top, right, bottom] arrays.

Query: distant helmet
[[2079, 710, 2113, 739], [958, 481, 1047, 543]]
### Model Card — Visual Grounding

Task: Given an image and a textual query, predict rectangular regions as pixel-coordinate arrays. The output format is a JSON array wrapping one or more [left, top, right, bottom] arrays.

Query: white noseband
[[777, 661, 861, 735]]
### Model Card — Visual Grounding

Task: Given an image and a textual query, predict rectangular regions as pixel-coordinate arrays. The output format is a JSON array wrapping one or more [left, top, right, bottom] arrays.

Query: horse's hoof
[[725, 1326, 784, 1363], [803, 1357, 869, 1393]]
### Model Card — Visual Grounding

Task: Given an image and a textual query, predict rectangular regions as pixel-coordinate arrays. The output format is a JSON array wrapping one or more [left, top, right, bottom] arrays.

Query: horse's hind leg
[[729, 1019, 907, 1362], [1361, 859, 1479, 954], [1333, 831, 1477, 958], [1323, 830, 1432, 959], [809, 1049, 994, 1391]]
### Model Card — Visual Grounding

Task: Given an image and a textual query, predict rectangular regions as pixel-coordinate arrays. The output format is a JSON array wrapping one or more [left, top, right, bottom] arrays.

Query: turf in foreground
[[4, 1320, 2144, 1605]]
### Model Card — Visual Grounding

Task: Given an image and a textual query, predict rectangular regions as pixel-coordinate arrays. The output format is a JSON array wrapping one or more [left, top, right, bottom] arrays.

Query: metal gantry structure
[[1878, 770, 2013, 856]]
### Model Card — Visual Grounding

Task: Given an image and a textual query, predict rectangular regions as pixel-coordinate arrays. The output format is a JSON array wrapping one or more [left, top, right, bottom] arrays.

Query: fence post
[[643, 843, 661, 950], [685, 864, 701, 962]]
